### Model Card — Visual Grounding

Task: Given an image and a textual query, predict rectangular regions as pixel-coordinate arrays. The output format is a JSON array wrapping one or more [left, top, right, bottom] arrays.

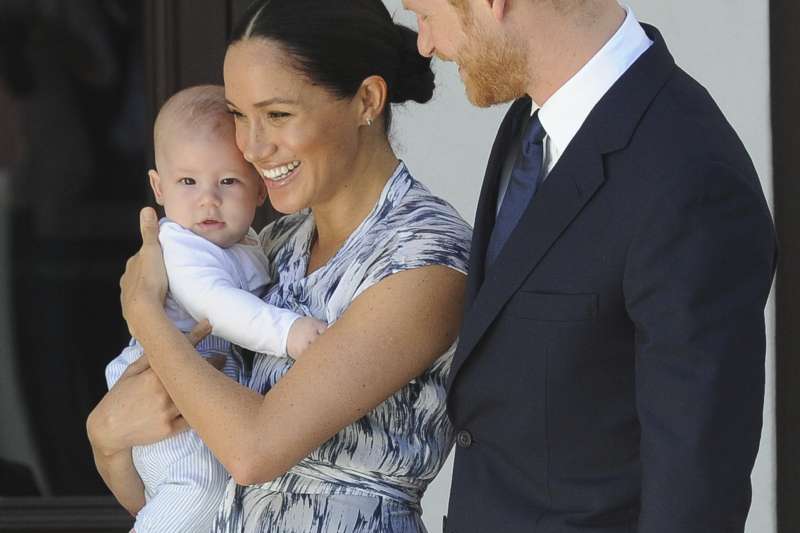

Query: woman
[[87, 1, 471, 531]]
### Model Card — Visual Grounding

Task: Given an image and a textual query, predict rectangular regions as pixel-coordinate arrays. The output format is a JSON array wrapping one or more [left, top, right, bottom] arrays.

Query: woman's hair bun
[[390, 24, 435, 105]]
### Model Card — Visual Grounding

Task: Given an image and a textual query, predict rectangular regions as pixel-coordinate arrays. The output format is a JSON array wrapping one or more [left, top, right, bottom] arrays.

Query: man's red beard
[[457, 25, 528, 108]]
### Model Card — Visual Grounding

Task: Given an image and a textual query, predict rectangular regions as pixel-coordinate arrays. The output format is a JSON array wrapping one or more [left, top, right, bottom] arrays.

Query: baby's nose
[[199, 188, 222, 206]]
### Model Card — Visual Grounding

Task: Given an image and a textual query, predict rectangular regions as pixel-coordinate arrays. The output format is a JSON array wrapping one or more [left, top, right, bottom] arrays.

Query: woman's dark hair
[[230, 0, 435, 132]]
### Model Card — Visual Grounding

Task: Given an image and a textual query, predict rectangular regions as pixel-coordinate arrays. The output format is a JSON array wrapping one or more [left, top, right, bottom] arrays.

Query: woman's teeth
[[262, 161, 300, 181]]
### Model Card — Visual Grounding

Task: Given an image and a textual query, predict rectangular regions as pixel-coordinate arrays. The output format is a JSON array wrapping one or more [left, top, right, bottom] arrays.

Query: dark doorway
[[0, 1, 265, 530]]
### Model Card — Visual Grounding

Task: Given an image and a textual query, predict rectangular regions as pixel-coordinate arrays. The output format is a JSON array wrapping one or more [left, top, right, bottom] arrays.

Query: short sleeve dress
[[213, 163, 472, 533]]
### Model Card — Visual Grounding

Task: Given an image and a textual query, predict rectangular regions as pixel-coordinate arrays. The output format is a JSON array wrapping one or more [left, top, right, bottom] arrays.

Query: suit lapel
[[448, 24, 677, 393], [450, 139, 605, 390], [465, 98, 532, 307]]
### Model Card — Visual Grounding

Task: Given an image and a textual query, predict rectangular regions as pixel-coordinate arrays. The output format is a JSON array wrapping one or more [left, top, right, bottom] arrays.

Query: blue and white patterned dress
[[213, 162, 471, 532]]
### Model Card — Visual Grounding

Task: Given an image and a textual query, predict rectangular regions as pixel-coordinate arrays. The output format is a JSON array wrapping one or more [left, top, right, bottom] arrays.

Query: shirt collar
[[535, 5, 652, 157]]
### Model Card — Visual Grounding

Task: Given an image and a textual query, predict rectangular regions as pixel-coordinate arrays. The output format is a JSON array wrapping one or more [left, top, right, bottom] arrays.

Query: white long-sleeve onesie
[[160, 218, 301, 354], [105, 219, 301, 533]]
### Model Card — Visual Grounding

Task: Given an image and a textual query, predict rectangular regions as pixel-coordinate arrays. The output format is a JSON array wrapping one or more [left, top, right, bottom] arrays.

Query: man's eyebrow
[[225, 98, 299, 108]]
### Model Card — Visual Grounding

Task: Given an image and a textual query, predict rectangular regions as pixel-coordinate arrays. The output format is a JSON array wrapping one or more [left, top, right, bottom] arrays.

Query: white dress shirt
[[496, 5, 653, 212]]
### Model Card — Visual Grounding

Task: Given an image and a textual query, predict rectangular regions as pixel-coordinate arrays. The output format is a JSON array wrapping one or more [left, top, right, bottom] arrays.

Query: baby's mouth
[[199, 219, 225, 228]]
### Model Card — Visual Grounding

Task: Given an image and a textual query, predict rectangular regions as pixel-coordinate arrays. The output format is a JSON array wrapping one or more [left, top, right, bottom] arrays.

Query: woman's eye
[[227, 109, 246, 120], [178, 177, 196, 185], [267, 111, 290, 120], [220, 177, 239, 186]]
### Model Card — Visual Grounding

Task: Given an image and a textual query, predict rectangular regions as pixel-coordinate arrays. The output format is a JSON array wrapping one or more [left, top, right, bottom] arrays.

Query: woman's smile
[[259, 161, 302, 190], [260, 160, 301, 181]]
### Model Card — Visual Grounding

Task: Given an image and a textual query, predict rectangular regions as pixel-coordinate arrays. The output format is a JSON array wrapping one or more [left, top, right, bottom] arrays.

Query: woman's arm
[[89, 446, 145, 516], [87, 356, 180, 515], [86, 324, 209, 512], [123, 208, 466, 485]]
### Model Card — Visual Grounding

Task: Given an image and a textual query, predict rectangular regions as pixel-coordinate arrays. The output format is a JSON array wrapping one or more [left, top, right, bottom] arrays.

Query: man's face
[[403, 0, 527, 107], [402, 0, 467, 62]]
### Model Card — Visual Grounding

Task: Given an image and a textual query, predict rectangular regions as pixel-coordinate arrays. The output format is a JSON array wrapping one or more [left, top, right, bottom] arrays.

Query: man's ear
[[148, 169, 165, 206]]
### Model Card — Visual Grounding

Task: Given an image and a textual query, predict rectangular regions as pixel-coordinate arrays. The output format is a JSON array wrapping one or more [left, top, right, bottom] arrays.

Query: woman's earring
[[366, 118, 373, 127]]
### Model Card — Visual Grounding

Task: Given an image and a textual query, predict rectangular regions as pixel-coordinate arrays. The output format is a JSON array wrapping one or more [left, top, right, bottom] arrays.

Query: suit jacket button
[[456, 429, 473, 448]]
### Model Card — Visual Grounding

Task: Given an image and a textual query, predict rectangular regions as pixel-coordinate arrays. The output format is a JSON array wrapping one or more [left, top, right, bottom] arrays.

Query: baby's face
[[150, 129, 266, 248]]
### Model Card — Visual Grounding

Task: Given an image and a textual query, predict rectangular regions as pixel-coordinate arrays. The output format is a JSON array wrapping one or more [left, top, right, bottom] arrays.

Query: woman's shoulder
[[383, 167, 473, 246], [365, 166, 473, 277]]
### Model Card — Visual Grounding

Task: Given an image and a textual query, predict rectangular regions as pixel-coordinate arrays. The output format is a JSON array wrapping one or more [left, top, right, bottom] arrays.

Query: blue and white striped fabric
[[213, 162, 472, 532], [106, 336, 241, 533]]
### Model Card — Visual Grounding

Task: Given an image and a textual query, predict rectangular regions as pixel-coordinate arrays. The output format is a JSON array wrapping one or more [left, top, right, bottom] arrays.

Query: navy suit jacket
[[445, 24, 777, 533]]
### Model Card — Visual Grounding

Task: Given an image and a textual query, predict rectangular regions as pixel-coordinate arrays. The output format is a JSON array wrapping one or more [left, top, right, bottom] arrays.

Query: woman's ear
[[357, 75, 388, 128], [148, 170, 165, 206]]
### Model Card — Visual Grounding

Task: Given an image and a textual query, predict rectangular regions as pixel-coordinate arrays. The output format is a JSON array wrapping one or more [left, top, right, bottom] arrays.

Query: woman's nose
[[241, 124, 277, 166]]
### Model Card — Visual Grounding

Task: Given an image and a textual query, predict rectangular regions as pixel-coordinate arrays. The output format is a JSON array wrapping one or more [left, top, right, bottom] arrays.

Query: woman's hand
[[120, 207, 168, 338], [88, 355, 186, 457], [87, 321, 212, 456], [86, 350, 185, 517]]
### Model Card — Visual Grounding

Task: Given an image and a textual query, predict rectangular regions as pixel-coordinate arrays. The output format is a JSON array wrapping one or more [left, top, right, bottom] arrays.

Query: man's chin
[[464, 84, 517, 108]]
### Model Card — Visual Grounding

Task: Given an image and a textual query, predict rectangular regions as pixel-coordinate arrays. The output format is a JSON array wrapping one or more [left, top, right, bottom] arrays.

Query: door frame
[[773, 1, 800, 531]]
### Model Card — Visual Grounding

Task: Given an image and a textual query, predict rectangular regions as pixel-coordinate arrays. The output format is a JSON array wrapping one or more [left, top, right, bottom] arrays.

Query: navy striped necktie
[[486, 111, 547, 266]]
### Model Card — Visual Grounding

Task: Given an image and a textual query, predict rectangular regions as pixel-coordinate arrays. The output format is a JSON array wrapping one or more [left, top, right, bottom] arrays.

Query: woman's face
[[223, 38, 363, 214]]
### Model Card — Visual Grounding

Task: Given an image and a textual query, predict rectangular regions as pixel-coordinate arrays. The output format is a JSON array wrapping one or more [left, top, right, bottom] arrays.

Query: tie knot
[[523, 112, 546, 146]]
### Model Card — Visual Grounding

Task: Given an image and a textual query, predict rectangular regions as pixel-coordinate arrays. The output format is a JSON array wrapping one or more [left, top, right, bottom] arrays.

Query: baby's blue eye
[[179, 177, 196, 185]]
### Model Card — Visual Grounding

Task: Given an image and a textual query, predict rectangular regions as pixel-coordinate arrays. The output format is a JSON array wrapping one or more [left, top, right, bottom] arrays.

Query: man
[[401, 0, 777, 532]]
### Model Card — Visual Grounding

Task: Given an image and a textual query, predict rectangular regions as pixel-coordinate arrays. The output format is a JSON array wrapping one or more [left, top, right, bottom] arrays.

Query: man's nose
[[416, 17, 434, 58]]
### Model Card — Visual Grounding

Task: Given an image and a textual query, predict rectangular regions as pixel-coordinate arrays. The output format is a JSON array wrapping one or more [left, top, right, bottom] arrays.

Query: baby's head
[[148, 85, 266, 248]]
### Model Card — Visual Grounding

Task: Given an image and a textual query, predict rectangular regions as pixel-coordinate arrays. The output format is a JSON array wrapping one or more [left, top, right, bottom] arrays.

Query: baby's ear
[[148, 170, 165, 206]]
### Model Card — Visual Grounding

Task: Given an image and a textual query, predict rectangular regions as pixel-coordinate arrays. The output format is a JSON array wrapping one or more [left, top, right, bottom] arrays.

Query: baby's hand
[[287, 317, 327, 359]]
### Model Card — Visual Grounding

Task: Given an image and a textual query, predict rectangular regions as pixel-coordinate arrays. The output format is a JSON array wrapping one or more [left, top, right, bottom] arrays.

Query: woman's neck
[[307, 139, 399, 273]]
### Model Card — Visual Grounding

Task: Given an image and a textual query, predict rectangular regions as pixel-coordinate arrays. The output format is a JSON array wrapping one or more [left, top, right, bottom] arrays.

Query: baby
[[105, 85, 326, 533]]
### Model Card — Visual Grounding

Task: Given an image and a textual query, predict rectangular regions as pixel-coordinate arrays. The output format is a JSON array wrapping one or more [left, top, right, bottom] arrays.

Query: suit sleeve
[[160, 224, 301, 357], [623, 162, 776, 532]]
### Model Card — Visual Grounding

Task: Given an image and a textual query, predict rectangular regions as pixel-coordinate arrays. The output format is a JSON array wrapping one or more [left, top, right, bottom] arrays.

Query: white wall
[[382, 2, 776, 532]]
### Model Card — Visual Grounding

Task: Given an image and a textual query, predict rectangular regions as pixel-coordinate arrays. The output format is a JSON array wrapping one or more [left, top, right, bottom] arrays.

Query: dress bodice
[[245, 162, 471, 505]]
